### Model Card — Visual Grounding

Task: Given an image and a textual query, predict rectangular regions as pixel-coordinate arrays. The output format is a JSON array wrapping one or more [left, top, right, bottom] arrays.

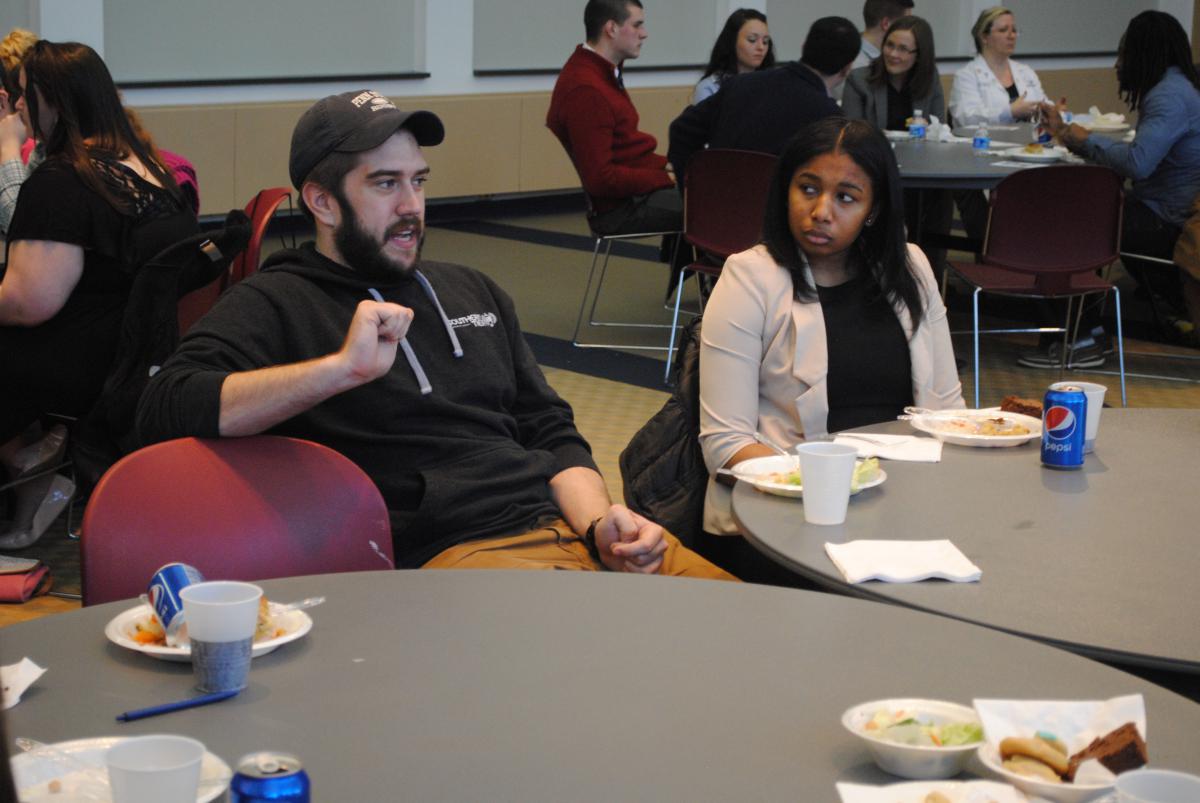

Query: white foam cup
[[1115, 768, 1200, 802], [796, 442, 858, 525], [1050, 381, 1106, 452], [180, 581, 262, 692], [106, 734, 205, 803]]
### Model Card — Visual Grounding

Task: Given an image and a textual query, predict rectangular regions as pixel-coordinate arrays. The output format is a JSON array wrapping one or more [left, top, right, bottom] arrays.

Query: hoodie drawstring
[[367, 272, 462, 395]]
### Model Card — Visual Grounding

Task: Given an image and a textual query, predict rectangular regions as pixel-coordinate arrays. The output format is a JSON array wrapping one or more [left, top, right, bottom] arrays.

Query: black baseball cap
[[288, 90, 445, 189]]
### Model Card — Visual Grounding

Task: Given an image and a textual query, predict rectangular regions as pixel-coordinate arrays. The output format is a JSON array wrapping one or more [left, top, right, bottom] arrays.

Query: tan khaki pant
[[422, 519, 738, 581]]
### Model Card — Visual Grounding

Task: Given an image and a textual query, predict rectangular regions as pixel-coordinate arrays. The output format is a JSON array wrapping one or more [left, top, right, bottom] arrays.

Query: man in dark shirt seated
[[668, 16, 861, 187], [136, 90, 733, 580]]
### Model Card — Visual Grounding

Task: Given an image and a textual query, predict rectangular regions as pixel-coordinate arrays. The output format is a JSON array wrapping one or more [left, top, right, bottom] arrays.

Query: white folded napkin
[[824, 540, 981, 583], [1, 658, 46, 709], [832, 432, 942, 462], [836, 780, 1028, 803], [1087, 105, 1127, 126]]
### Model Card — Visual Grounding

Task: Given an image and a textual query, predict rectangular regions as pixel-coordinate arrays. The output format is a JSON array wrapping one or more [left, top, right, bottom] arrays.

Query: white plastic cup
[[106, 734, 205, 803], [1115, 768, 1200, 802], [796, 442, 858, 525], [180, 581, 261, 692], [1050, 381, 1106, 452]]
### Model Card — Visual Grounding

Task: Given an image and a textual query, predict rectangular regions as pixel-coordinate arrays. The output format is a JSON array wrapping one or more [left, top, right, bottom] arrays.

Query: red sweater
[[547, 46, 673, 212]]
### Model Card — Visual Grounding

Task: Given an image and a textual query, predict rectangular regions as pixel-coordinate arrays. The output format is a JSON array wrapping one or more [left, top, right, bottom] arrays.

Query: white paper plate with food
[[974, 694, 1146, 803], [1003, 144, 1069, 163], [105, 601, 312, 662], [731, 455, 886, 498], [836, 780, 1032, 803], [907, 408, 1041, 447], [841, 699, 985, 780], [13, 736, 232, 802]]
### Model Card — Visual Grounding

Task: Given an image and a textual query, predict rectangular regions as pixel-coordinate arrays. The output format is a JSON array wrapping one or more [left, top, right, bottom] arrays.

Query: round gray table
[[5, 570, 1200, 800], [894, 129, 1063, 190], [733, 408, 1200, 673]]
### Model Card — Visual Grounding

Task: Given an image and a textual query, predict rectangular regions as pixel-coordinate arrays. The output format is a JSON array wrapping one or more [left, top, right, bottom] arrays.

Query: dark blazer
[[668, 61, 841, 185], [841, 66, 945, 129]]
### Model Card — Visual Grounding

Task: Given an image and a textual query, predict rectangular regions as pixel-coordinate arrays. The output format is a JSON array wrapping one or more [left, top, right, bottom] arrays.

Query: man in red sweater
[[547, 0, 679, 236]]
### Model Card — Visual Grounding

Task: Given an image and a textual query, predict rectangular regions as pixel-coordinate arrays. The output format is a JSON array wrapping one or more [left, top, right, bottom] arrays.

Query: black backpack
[[619, 317, 708, 547]]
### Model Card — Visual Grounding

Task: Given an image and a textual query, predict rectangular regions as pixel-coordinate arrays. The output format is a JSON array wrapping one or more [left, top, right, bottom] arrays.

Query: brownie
[[1000, 395, 1043, 418], [1067, 722, 1148, 780]]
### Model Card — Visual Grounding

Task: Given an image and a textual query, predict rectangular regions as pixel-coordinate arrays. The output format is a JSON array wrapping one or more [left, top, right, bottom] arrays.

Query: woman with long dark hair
[[1030, 10, 1200, 363], [842, 15, 941, 130], [0, 42, 197, 481], [696, 118, 962, 578], [692, 9, 775, 104]]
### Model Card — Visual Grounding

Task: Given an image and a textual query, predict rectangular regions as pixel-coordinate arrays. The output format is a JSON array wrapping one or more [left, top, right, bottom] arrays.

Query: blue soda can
[[147, 562, 204, 638], [231, 752, 311, 802], [1041, 386, 1087, 469]]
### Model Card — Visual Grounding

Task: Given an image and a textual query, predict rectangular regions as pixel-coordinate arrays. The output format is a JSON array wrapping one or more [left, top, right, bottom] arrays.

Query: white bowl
[[841, 699, 982, 780], [977, 742, 1113, 802]]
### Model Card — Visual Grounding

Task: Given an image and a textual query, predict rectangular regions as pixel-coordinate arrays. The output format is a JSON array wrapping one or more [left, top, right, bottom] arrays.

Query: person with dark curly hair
[[1030, 10, 1200, 363]]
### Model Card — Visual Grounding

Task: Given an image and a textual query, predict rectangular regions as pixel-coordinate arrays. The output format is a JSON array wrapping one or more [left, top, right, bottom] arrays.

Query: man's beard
[[333, 200, 424, 281]]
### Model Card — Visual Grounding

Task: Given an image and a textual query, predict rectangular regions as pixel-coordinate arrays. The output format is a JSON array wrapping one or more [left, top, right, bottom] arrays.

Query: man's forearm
[[548, 465, 612, 535], [218, 355, 359, 437]]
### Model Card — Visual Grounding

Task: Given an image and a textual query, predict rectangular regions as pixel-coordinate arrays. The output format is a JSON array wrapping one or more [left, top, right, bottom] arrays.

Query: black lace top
[[1, 153, 198, 439]]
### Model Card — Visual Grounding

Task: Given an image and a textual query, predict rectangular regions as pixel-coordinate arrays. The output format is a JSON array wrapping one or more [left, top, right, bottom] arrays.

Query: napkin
[[824, 539, 982, 583], [836, 781, 1028, 803], [832, 433, 942, 462], [1087, 105, 1127, 126], [1, 658, 46, 709]]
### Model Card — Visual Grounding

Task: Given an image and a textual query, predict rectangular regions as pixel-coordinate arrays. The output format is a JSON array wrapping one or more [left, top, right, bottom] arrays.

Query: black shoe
[[1017, 338, 1106, 369]]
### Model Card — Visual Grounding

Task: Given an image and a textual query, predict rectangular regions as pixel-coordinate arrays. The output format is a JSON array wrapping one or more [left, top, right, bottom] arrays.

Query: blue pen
[[116, 689, 239, 722]]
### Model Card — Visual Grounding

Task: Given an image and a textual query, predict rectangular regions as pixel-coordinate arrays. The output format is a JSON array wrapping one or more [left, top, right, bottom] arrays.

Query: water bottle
[[908, 108, 928, 140], [972, 123, 991, 155]]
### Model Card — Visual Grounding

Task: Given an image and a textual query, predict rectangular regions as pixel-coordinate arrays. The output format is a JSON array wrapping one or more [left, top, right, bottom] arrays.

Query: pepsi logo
[[1044, 405, 1077, 439]]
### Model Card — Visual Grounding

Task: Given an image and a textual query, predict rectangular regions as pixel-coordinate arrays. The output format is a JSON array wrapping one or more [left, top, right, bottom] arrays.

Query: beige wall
[[137, 86, 693, 216], [137, 68, 1122, 217]]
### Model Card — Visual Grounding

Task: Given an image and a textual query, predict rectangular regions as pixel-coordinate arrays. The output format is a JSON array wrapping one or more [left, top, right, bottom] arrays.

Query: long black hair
[[866, 16, 937, 102], [700, 9, 775, 81], [1116, 11, 1200, 113], [22, 40, 180, 214], [761, 117, 924, 330]]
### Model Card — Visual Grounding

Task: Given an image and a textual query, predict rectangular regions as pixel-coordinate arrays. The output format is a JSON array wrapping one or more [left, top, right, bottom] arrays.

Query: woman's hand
[[1010, 94, 1039, 120], [0, 110, 27, 163]]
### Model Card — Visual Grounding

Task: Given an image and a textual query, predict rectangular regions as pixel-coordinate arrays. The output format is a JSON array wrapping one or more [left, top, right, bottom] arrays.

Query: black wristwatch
[[584, 516, 605, 566]]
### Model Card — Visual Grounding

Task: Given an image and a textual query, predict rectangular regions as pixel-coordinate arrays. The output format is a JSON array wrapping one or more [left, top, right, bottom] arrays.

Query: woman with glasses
[[949, 6, 1045, 126], [842, 16, 941, 132], [843, 16, 950, 280]]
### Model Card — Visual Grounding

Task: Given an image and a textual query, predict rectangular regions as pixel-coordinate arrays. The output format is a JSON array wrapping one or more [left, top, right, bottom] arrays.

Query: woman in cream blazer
[[698, 119, 963, 561]]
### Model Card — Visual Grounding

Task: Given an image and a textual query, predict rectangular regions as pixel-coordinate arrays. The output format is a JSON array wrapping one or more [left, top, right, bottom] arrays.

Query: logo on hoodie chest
[[448, 312, 498, 329]]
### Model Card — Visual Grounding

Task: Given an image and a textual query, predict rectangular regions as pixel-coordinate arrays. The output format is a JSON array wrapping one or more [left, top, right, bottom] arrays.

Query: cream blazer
[[698, 243, 965, 534], [949, 55, 1045, 126]]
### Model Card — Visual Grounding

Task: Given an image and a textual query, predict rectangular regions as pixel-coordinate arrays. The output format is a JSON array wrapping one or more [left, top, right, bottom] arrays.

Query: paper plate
[[105, 603, 312, 663], [13, 736, 231, 802]]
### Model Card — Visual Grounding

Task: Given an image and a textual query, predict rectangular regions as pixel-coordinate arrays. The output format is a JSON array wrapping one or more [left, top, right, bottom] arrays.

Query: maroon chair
[[664, 149, 778, 380], [947, 165, 1127, 407], [81, 436, 394, 605], [178, 187, 293, 336]]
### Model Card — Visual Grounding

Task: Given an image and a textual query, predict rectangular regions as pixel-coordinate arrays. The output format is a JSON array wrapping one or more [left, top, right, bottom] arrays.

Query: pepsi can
[[231, 751, 311, 802], [1041, 386, 1087, 469], [147, 562, 204, 638]]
